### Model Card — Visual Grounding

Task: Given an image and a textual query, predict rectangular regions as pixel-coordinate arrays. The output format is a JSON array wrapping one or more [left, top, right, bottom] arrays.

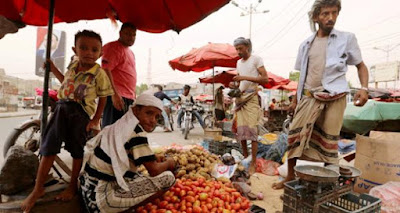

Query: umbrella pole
[[41, 0, 55, 139]]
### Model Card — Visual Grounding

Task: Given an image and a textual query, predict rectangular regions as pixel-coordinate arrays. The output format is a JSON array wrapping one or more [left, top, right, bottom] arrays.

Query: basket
[[320, 193, 381, 213], [283, 180, 353, 213], [207, 140, 229, 155], [204, 128, 222, 140]]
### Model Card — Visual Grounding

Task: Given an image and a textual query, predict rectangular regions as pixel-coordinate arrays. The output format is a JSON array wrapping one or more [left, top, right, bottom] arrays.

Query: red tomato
[[180, 190, 187, 197], [187, 191, 195, 196], [187, 207, 193, 213], [201, 205, 208, 212], [193, 206, 202, 213], [206, 203, 213, 210], [185, 196, 195, 203], [159, 201, 168, 208], [232, 203, 241, 211]]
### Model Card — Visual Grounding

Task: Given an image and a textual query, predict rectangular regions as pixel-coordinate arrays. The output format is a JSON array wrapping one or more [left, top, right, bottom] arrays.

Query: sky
[[1, 0, 400, 88]]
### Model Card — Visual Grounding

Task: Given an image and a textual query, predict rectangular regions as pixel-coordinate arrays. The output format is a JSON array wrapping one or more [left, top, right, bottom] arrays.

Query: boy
[[22, 30, 114, 212]]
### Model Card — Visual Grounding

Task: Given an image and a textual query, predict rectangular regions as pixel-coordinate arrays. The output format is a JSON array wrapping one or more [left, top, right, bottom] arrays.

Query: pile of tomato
[[136, 177, 251, 213]]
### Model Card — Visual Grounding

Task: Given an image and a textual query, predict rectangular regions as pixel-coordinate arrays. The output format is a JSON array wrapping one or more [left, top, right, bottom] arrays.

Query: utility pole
[[231, 0, 269, 40], [147, 48, 152, 86]]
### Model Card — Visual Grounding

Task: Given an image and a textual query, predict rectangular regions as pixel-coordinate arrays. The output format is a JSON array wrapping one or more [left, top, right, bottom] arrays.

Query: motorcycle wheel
[[3, 121, 41, 158], [184, 119, 190, 140], [169, 113, 174, 131], [282, 118, 291, 134], [204, 115, 213, 129]]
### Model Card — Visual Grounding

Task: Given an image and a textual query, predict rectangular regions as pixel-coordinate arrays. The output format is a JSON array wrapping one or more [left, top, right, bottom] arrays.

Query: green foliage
[[289, 71, 300, 82], [136, 83, 149, 95]]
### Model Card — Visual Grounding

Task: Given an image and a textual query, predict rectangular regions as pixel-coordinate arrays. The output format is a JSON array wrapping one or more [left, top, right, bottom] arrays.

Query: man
[[272, 0, 369, 189], [101, 23, 137, 127], [214, 86, 226, 121], [80, 93, 176, 213], [154, 85, 176, 132], [176, 85, 205, 129], [232, 37, 269, 174], [269, 98, 277, 110]]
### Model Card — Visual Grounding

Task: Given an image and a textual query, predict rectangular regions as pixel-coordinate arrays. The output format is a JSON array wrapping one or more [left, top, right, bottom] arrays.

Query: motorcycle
[[180, 102, 195, 139]]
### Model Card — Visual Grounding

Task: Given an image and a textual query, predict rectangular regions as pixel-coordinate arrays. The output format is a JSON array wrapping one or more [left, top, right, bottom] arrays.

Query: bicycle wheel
[[184, 119, 190, 140], [204, 115, 213, 129], [3, 121, 41, 158]]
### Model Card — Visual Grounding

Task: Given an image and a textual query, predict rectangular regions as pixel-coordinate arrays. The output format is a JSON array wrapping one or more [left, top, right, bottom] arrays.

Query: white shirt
[[237, 55, 264, 91]]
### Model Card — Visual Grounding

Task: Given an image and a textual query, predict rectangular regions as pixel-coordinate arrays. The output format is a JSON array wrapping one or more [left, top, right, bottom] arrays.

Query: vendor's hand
[[86, 118, 100, 133], [288, 102, 297, 113], [229, 82, 239, 89], [353, 90, 368, 107], [233, 76, 246, 82], [112, 93, 125, 111], [165, 157, 176, 171], [155, 153, 166, 162]]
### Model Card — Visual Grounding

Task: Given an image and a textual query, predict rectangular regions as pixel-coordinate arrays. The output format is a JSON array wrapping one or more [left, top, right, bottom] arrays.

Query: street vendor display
[[80, 94, 176, 213], [232, 37, 269, 174], [272, 0, 369, 190]]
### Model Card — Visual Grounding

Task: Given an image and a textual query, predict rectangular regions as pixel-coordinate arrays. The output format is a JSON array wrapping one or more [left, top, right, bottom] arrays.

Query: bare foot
[[55, 186, 77, 201], [271, 176, 294, 190], [21, 188, 45, 213], [248, 163, 256, 175]]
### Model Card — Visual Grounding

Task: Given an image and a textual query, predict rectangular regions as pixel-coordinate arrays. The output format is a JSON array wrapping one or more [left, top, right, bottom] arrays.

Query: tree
[[136, 83, 149, 95], [289, 71, 300, 82]]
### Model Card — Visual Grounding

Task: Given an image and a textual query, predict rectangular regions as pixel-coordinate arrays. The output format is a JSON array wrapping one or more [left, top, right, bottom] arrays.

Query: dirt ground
[[249, 173, 284, 213]]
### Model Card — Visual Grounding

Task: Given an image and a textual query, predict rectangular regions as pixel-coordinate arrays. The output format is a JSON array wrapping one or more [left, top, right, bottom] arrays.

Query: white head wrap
[[133, 92, 164, 111]]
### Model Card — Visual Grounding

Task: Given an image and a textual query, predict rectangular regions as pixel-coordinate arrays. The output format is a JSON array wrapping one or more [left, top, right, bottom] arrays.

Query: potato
[[186, 164, 196, 171], [176, 170, 186, 178]]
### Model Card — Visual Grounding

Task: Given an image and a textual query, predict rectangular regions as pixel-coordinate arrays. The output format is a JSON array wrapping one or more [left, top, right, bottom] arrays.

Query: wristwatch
[[360, 87, 369, 92]]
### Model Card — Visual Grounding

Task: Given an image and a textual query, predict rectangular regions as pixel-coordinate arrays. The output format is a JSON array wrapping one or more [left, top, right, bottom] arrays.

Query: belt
[[302, 89, 312, 97]]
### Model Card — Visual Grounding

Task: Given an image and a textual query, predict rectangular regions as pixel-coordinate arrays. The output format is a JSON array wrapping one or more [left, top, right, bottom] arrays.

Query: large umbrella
[[169, 42, 240, 100], [199, 70, 237, 87], [169, 43, 240, 72], [0, 0, 230, 136], [199, 69, 291, 89], [1, 0, 230, 33], [271, 80, 298, 91]]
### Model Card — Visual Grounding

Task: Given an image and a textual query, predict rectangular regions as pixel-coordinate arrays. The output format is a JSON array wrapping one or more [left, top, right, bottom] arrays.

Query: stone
[[0, 146, 39, 195]]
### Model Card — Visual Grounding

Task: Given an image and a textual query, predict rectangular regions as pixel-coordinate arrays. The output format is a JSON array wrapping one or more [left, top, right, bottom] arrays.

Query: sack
[[255, 158, 279, 176]]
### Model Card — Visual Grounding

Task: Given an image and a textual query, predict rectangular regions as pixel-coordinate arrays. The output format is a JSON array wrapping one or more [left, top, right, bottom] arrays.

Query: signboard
[[35, 28, 66, 77], [372, 61, 399, 82]]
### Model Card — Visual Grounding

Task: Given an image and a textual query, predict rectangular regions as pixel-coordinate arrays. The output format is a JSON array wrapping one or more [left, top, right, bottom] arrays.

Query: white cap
[[134, 93, 164, 111]]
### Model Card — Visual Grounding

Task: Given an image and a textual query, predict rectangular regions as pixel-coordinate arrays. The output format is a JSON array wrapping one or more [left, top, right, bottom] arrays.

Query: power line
[[256, 0, 309, 54]]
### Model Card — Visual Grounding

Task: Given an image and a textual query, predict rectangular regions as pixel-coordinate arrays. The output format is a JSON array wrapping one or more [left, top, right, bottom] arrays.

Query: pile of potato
[[166, 147, 221, 180]]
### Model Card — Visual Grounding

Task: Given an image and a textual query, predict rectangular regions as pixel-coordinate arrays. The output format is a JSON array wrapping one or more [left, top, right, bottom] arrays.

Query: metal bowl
[[294, 165, 340, 182], [325, 165, 362, 178]]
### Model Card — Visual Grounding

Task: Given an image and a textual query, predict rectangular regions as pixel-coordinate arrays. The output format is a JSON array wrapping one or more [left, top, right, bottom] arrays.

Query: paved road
[[0, 115, 36, 163]]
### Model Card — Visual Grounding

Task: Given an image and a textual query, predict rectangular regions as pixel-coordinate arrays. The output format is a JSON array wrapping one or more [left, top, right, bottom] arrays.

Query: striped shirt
[[84, 124, 156, 181]]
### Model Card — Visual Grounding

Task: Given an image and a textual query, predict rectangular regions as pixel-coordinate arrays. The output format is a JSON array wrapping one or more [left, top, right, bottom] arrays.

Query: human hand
[[288, 102, 297, 113], [165, 156, 176, 171], [155, 153, 166, 162], [229, 81, 239, 89], [86, 118, 101, 132], [353, 90, 368, 107], [112, 93, 125, 111], [43, 59, 57, 73], [233, 76, 246, 82]]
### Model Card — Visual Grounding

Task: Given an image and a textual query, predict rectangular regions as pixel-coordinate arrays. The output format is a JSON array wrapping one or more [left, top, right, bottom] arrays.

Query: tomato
[[159, 201, 168, 208], [180, 205, 187, 211], [232, 203, 240, 211], [187, 207, 193, 213], [187, 191, 195, 196], [199, 193, 208, 201], [150, 210, 157, 213], [157, 210, 166, 213], [193, 206, 202, 213], [201, 205, 208, 212], [232, 192, 241, 198], [206, 203, 213, 210], [193, 200, 201, 208], [166, 204, 174, 210], [185, 196, 195, 203]]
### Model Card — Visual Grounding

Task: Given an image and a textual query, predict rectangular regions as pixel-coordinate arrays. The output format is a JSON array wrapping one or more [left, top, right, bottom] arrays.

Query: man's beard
[[319, 21, 335, 34]]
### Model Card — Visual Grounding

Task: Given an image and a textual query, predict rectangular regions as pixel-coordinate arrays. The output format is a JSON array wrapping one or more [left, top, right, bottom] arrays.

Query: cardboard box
[[354, 131, 400, 193]]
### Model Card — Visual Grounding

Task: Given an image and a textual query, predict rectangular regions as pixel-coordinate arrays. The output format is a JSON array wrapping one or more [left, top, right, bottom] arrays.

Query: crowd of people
[[19, 0, 370, 212]]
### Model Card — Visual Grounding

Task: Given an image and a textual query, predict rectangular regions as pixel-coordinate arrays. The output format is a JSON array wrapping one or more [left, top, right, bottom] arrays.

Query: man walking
[[101, 23, 137, 127], [272, 0, 369, 189], [232, 37, 269, 174]]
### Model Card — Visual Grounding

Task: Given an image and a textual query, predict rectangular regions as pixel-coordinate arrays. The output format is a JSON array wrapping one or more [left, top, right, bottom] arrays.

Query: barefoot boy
[[22, 30, 114, 212]]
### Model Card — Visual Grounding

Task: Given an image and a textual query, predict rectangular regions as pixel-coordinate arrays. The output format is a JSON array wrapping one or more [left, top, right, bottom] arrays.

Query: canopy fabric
[[199, 69, 291, 89], [342, 100, 400, 134], [199, 70, 237, 87], [271, 80, 298, 91], [194, 94, 213, 102], [169, 43, 240, 72], [0, 0, 229, 33]]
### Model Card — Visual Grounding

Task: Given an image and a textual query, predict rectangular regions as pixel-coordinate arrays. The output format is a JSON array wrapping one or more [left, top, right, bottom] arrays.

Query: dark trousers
[[102, 96, 134, 128]]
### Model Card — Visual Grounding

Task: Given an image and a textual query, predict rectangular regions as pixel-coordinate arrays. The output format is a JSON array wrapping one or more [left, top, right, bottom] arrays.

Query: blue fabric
[[295, 29, 363, 102], [258, 133, 288, 163], [338, 140, 356, 154]]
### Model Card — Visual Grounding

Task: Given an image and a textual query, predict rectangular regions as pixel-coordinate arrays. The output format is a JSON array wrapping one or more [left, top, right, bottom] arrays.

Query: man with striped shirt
[[80, 93, 176, 213]]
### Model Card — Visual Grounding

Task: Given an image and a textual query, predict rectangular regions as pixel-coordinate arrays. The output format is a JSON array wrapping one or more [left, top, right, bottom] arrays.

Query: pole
[[249, 4, 253, 39], [212, 67, 215, 101], [42, 0, 55, 139]]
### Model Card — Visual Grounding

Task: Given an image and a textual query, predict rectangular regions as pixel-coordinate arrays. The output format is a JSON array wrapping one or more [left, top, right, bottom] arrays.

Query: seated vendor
[[80, 93, 176, 213]]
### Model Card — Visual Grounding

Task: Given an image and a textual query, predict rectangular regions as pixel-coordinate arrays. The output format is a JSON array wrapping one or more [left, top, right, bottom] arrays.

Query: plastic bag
[[369, 181, 400, 213], [211, 163, 238, 179], [256, 158, 280, 176], [241, 156, 252, 170]]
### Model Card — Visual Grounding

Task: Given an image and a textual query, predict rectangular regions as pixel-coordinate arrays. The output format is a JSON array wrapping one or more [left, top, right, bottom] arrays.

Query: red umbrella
[[199, 70, 237, 87], [0, 0, 230, 135], [199, 69, 291, 89], [0, 0, 229, 33], [271, 80, 298, 91], [169, 43, 240, 72]]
